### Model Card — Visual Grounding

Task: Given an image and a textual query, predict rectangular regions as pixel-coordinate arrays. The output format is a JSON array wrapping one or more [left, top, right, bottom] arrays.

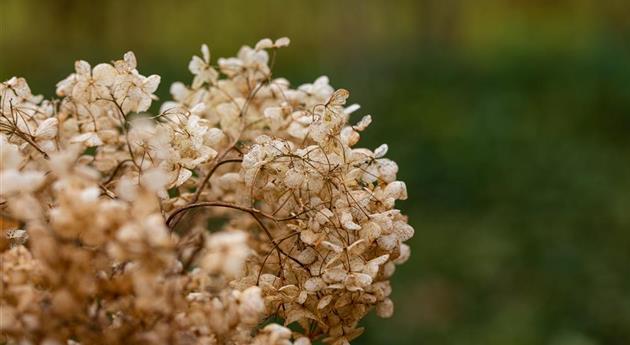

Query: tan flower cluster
[[0, 38, 413, 345]]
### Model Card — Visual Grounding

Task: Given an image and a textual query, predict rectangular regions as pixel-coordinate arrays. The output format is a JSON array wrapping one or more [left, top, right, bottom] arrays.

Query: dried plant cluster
[[0, 38, 413, 345]]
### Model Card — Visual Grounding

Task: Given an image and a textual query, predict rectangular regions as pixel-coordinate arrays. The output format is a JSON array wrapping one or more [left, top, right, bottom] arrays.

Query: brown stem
[[165, 201, 307, 269], [167, 201, 274, 228], [103, 159, 133, 185], [256, 231, 299, 284], [191, 157, 241, 203], [250, 213, 307, 269], [100, 96, 141, 171]]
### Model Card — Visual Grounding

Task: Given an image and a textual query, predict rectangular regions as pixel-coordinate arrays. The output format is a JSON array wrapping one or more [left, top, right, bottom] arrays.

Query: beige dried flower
[[0, 37, 413, 345]]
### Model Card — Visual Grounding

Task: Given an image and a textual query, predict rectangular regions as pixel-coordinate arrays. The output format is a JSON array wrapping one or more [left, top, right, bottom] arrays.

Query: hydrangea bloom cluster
[[0, 38, 412, 345]]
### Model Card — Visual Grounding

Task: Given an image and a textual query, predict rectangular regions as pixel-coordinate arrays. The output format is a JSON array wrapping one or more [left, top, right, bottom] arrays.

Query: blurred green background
[[2, 0, 630, 344]]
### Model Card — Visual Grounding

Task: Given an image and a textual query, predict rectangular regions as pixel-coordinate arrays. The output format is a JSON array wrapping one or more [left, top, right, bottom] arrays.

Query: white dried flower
[[189, 44, 218, 88], [0, 37, 412, 345], [0, 170, 45, 195], [201, 230, 250, 277]]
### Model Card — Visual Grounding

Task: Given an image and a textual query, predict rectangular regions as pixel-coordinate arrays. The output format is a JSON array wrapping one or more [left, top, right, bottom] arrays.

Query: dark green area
[[2, 1, 630, 344]]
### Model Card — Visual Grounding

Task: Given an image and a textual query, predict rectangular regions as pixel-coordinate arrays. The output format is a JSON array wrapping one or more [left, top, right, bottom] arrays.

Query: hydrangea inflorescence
[[0, 38, 413, 345]]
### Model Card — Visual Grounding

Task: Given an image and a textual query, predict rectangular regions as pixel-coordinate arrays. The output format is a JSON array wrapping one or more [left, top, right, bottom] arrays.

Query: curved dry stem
[[166, 200, 307, 270], [191, 156, 241, 203]]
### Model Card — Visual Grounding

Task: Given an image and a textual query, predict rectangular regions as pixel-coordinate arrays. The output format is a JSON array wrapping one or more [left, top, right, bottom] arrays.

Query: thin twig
[[165, 201, 306, 269], [167, 201, 276, 228], [191, 157, 242, 203]]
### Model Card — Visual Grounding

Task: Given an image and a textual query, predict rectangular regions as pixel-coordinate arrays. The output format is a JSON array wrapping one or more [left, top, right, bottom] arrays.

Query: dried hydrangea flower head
[[0, 37, 413, 345]]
